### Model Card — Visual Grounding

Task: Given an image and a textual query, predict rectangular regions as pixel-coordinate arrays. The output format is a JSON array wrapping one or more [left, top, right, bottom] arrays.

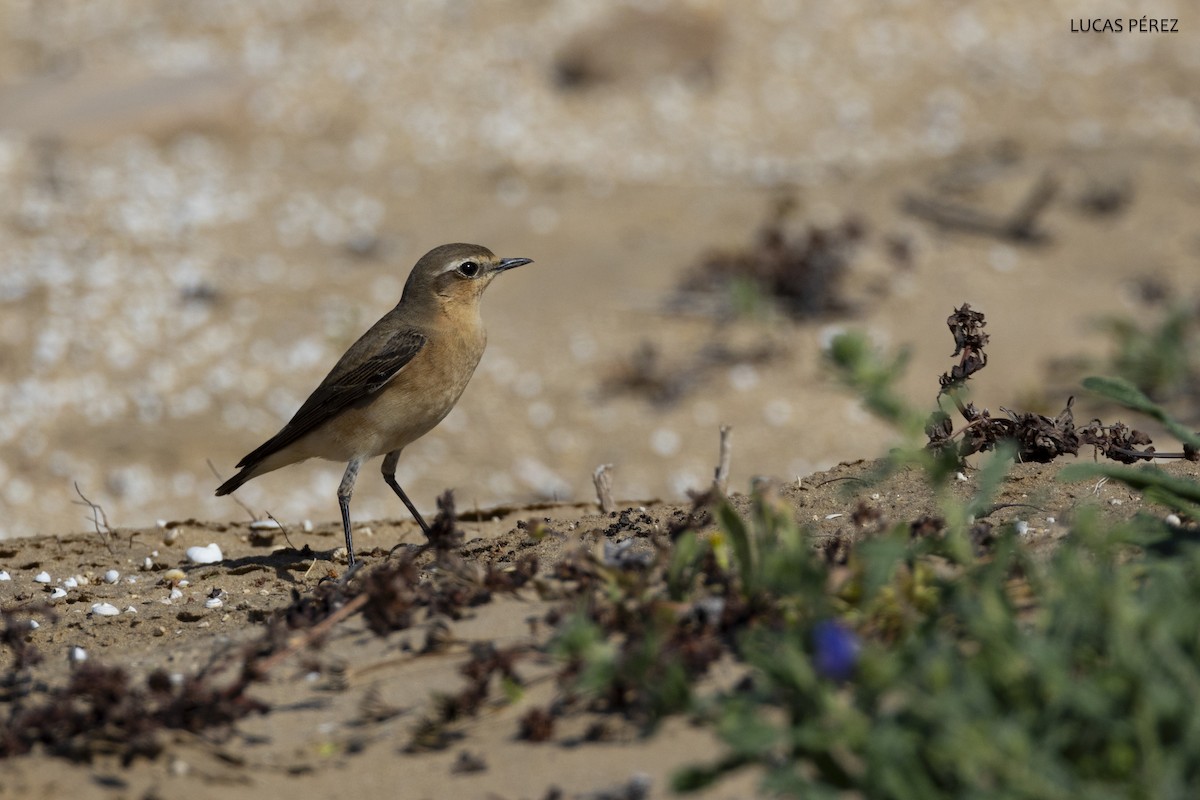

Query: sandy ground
[[3, 457, 1196, 799], [1, 1, 1199, 797]]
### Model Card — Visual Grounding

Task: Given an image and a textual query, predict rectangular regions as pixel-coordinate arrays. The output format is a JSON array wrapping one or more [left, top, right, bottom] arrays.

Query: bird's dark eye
[[458, 261, 480, 278]]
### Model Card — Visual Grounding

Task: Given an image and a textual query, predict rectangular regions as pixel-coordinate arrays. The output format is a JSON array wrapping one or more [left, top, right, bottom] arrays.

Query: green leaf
[[666, 531, 705, 601], [717, 500, 756, 593], [965, 440, 1017, 520]]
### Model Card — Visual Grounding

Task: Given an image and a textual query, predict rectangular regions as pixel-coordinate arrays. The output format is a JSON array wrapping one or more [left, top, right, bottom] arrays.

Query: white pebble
[[63, 577, 78, 589], [763, 399, 792, 427], [68, 646, 88, 663], [186, 543, 224, 564], [825, 513, 844, 520], [204, 597, 224, 609], [34, 571, 51, 583], [1046, 516, 1056, 525], [1165, 513, 1182, 527], [0, 571, 9, 581], [988, 245, 1017, 273], [650, 428, 681, 457], [1014, 520, 1029, 536], [91, 603, 120, 617], [28, 620, 39, 630], [169, 588, 184, 600], [144, 557, 154, 570], [104, 569, 120, 584], [303, 519, 313, 532], [50, 587, 67, 599], [249, 519, 281, 530], [955, 472, 968, 482], [728, 364, 760, 392], [125, 606, 138, 614], [157, 519, 168, 528], [1109, 499, 1123, 506]]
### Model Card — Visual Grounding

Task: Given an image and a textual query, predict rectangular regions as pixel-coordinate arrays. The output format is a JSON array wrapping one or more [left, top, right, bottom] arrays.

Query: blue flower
[[813, 620, 861, 681]]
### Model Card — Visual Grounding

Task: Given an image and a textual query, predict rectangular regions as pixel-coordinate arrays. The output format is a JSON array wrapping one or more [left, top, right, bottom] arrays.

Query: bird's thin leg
[[338, 458, 364, 566], [381, 450, 432, 536]]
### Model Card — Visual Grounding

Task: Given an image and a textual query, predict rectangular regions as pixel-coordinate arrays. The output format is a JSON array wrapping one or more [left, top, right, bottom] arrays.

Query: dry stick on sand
[[713, 425, 733, 495], [73, 482, 116, 556], [248, 593, 369, 677], [592, 464, 616, 514], [261, 510, 299, 554], [901, 172, 1058, 242]]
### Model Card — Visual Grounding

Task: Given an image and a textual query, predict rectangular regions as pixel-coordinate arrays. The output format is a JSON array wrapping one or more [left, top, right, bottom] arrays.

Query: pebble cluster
[[0, 1, 1197, 537]]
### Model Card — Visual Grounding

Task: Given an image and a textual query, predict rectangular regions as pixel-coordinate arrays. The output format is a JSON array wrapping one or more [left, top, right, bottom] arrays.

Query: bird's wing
[[235, 328, 427, 468]]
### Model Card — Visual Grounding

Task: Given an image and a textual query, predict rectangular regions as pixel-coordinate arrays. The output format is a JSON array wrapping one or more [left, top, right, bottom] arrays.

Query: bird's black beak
[[496, 257, 533, 272]]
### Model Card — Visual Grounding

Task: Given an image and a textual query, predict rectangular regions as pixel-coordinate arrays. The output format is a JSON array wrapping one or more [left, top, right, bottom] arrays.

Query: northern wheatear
[[216, 243, 532, 565]]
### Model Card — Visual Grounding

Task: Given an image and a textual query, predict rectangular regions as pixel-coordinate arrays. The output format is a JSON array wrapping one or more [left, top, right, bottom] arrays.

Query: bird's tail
[[215, 465, 254, 496]]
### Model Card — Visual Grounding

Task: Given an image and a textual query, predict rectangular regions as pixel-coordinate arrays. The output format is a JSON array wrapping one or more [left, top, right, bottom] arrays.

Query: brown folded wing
[[235, 328, 427, 468]]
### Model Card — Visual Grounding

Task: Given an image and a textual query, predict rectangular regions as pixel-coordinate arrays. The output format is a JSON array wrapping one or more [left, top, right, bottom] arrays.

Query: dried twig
[[592, 464, 616, 514], [713, 425, 733, 495], [248, 593, 369, 677], [263, 511, 298, 553], [72, 483, 115, 556], [902, 173, 1057, 242]]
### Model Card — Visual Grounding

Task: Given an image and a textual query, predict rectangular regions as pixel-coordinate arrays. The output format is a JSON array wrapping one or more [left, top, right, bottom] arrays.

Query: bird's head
[[402, 243, 532, 311]]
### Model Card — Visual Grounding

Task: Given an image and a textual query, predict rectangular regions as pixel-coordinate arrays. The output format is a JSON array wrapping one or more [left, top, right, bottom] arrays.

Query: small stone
[[186, 543, 223, 564], [104, 569, 120, 584], [34, 571, 51, 583]]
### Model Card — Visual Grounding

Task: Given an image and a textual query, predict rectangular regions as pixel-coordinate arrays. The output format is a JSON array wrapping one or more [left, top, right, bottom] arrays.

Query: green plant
[[547, 312, 1200, 798], [667, 334, 1200, 796], [678, 498, 1200, 797], [1098, 304, 1200, 403]]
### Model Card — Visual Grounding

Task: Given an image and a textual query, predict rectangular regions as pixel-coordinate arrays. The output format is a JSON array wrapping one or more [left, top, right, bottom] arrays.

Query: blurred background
[[0, 0, 1197, 538]]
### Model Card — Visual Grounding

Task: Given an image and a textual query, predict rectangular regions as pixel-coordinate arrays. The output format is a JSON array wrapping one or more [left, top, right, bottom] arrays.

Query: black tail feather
[[215, 466, 253, 496]]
